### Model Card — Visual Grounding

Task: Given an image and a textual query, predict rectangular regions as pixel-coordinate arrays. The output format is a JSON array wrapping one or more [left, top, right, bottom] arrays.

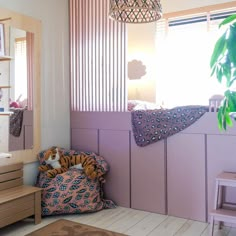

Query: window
[[155, 9, 236, 108], [14, 37, 27, 103]]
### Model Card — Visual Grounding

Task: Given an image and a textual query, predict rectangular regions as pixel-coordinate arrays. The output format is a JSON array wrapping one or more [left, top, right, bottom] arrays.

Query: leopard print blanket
[[131, 105, 208, 147]]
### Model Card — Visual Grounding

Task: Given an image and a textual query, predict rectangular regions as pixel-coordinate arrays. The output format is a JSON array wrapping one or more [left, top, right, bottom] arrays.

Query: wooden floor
[[0, 207, 236, 236]]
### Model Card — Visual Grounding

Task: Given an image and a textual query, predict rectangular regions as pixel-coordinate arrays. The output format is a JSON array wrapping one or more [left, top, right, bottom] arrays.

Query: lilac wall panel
[[70, 111, 236, 222], [9, 132, 24, 151], [99, 129, 130, 208], [9, 110, 33, 151], [24, 111, 33, 125], [178, 112, 236, 135], [71, 128, 98, 153], [131, 135, 166, 214], [167, 133, 206, 222], [71, 111, 131, 130], [207, 135, 236, 219], [24, 125, 33, 149]]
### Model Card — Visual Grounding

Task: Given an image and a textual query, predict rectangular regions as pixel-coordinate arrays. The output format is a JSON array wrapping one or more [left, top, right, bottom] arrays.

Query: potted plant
[[210, 14, 236, 130]]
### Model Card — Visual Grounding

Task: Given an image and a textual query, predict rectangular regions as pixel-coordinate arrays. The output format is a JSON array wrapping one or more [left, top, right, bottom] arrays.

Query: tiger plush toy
[[38, 147, 99, 179]]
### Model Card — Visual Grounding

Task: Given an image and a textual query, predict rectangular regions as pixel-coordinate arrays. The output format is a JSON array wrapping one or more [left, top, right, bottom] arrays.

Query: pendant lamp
[[109, 0, 162, 23]]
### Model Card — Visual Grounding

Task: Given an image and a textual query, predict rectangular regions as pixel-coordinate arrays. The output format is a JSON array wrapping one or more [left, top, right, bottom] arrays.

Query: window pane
[[156, 15, 226, 108]]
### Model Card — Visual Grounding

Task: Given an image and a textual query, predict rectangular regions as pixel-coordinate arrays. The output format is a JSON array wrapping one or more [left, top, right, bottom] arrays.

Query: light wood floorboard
[[201, 224, 230, 236], [0, 206, 236, 236], [106, 209, 149, 233], [125, 212, 168, 236], [174, 220, 208, 236], [147, 216, 187, 236]]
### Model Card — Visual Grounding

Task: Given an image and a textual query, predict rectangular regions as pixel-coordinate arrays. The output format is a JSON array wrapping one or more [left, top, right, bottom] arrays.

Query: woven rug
[[26, 219, 126, 236]]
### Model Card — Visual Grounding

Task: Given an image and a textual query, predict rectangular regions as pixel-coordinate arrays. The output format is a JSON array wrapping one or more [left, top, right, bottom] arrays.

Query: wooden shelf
[[0, 17, 11, 22], [0, 56, 12, 61], [0, 111, 13, 116], [0, 86, 11, 89], [0, 153, 12, 158]]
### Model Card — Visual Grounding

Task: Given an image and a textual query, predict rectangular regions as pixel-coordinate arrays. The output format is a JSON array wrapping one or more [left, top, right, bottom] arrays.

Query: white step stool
[[210, 172, 236, 236]]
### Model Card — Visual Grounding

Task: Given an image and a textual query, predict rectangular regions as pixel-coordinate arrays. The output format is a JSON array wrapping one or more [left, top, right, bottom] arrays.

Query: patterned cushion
[[36, 168, 115, 216], [36, 147, 115, 216]]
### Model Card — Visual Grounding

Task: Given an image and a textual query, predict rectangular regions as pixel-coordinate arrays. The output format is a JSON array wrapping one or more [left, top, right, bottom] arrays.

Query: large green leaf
[[211, 14, 236, 130], [210, 64, 216, 77], [225, 112, 233, 127], [228, 77, 236, 87], [219, 14, 236, 27], [215, 65, 223, 83], [217, 107, 223, 130], [210, 32, 227, 68], [227, 26, 236, 67], [222, 61, 232, 86], [217, 91, 236, 130], [226, 90, 236, 112]]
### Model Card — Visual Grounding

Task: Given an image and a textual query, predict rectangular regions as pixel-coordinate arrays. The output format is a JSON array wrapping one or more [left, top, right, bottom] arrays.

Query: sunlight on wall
[[128, 22, 157, 103], [127, 52, 157, 103]]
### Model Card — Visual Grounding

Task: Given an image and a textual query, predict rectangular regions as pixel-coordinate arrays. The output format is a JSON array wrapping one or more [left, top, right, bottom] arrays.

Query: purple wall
[[71, 111, 236, 222]]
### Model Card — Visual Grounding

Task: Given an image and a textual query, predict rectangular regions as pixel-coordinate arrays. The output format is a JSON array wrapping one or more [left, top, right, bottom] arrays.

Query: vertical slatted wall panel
[[70, 0, 127, 112]]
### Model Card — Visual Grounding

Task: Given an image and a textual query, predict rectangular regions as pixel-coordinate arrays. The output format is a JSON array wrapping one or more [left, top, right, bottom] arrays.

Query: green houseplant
[[210, 14, 236, 130]]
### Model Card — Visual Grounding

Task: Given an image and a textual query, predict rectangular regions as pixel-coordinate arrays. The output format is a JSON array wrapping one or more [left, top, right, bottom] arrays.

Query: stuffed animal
[[38, 147, 99, 179]]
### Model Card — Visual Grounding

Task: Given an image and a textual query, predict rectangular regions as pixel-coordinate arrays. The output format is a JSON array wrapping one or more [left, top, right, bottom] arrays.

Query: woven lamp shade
[[109, 0, 162, 23]]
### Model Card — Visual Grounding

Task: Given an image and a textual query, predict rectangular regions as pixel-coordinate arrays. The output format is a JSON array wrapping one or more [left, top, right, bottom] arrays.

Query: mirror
[[0, 7, 41, 164], [8, 27, 34, 151]]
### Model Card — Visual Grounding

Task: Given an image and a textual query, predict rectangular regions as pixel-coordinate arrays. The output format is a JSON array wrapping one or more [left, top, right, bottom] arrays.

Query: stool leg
[[214, 180, 219, 209], [217, 185, 224, 230], [210, 216, 214, 236]]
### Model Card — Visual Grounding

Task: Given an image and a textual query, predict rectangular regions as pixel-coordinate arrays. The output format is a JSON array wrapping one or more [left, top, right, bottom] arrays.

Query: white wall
[[0, 0, 70, 184], [0, 0, 70, 149], [128, 0, 235, 103]]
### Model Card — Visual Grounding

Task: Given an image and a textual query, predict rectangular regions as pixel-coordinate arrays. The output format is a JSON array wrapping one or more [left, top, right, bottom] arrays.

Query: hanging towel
[[9, 108, 25, 137]]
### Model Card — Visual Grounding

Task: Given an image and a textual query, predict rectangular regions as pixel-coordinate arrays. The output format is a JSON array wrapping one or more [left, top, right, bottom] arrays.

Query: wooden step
[[211, 209, 236, 223], [216, 172, 236, 187]]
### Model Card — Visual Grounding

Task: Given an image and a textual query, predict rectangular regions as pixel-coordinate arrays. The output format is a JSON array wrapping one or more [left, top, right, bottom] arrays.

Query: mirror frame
[[0, 7, 41, 164]]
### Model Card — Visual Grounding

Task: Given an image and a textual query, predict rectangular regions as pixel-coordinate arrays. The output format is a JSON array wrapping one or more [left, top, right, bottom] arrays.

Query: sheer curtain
[[155, 12, 229, 108]]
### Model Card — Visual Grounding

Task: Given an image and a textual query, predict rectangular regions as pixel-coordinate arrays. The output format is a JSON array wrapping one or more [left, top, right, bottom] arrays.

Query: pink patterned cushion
[[36, 147, 115, 216]]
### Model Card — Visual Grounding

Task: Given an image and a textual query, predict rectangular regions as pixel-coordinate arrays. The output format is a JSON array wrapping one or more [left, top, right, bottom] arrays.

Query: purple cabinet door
[[167, 133, 206, 222], [131, 136, 166, 214], [99, 129, 130, 208]]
